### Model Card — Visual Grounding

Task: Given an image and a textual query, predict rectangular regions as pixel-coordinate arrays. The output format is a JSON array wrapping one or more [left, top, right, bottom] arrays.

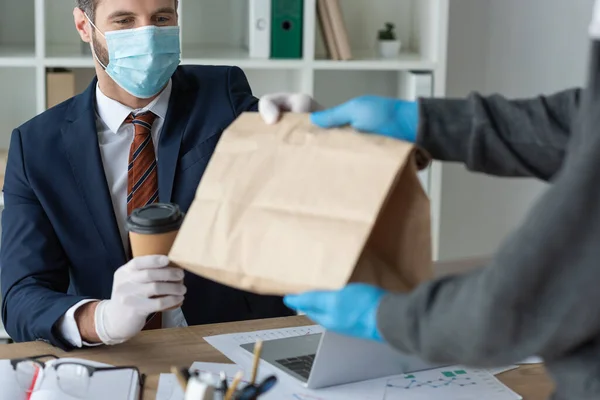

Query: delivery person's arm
[[417, 88, 580, 181], [260, 90, 581, 182], [285, 90, 600, 366], [375, 120, 600, 365]]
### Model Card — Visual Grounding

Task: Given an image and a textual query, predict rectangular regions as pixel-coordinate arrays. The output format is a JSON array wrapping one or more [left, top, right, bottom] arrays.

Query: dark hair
[[76, 0, 96, 22], [76, 0, 179, 23]]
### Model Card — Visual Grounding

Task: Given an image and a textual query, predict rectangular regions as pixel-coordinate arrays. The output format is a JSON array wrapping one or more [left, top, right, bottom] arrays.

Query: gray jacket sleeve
[[377, 89, 600, 366], [417, 88, 581, 181]]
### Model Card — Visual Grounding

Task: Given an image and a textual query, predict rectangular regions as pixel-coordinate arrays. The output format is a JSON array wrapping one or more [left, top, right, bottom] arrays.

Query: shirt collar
[[95, 79, 172, 135]]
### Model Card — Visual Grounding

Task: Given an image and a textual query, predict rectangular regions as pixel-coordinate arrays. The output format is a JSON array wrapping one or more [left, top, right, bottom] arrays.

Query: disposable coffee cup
[[126, 203, 185, 310], [126, 203, 184, 258]]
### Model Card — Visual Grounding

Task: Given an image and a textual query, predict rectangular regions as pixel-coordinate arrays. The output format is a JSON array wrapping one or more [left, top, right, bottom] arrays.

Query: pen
[[220, 371, 229, 391], [236, 375, 278, 400], [170, 366, 188, 391], [224, 371, 243, 400], [180, 367, 191, 382], [211, 371, 228, 400], [184, 376, 214, 400], [250, 340, 263, 385]]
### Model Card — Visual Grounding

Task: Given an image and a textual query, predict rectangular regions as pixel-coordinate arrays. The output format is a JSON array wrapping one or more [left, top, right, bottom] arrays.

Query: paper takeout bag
[[169, 112, 433, 295]]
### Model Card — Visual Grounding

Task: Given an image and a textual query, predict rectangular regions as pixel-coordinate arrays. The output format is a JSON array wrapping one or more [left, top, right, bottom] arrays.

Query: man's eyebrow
[[154, 7, 177, 14], [106, 7, 176, 20], [107, 10, 136, 20]]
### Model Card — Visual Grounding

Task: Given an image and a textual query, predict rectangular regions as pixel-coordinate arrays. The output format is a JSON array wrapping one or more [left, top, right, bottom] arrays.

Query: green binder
[[271, 0, 303, 59]]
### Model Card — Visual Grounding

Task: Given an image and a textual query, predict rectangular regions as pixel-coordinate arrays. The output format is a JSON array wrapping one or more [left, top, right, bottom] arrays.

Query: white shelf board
[[182, 47, 435, 71], [313, 50, 436, 71], [181, 46, 304, 69], [0, 45, 36, 67], [40, 44, 435, 71], [44, 44, 94, 67], [0, 58, 37, 67], [44, 57, 94, 68], [181, 58, 305, 69], [0, 45, 36, 57]]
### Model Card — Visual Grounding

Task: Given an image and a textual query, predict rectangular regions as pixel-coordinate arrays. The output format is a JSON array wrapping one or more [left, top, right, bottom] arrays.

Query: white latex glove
[[259, 92, 323, 124], [95, 255, 186, 345]]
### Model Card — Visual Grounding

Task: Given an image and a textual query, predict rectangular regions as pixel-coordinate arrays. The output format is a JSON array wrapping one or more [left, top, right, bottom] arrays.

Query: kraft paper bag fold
[[169, 112, 433, 295]]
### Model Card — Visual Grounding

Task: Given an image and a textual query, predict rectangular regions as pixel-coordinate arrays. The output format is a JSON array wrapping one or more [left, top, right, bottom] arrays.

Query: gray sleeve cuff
[[376, 292, 414, 354], [416, 97, 473, 163]]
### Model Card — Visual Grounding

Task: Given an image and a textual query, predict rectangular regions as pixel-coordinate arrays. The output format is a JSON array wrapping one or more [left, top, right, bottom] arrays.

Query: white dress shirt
[[58, 80, 187, 347]]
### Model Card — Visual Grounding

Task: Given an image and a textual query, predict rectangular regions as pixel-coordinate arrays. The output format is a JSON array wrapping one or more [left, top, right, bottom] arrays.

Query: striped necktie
[[126, 112, 159, 216], [126, 111, 163, 330]]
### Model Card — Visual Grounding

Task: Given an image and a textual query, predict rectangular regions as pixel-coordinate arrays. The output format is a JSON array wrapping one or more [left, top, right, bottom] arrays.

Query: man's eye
[[156, 16, 170, 23], [115, 18, 132, 24]]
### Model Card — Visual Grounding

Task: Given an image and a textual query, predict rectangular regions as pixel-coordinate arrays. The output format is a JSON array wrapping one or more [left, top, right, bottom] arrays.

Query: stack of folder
[[248, 0, 304, 59], [317, 0, 352, 60], [247, 0, 352, 61]]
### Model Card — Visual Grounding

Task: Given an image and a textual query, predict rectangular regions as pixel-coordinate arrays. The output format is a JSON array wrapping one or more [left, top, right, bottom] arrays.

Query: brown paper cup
[[126, 203, 185, 310], [129, 230, 179, 258]]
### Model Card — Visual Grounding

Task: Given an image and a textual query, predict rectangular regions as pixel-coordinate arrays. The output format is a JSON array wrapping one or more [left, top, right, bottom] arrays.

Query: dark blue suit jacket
[[0, 65, 293, 349]]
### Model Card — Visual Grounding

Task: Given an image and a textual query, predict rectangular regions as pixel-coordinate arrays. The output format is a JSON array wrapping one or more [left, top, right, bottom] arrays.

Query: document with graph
[[203, 326, 523, 400], [378, 366, 522, 400], [156, 362, 522, 400]]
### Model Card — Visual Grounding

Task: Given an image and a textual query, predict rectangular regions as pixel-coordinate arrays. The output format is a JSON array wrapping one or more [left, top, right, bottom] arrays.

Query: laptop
[[240, 257, 489, 389], [241, 330, 443, 389]]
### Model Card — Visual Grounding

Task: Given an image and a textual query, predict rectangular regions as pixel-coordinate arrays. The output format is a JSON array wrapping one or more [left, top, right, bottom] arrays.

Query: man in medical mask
[[0, 0, 298, 349]]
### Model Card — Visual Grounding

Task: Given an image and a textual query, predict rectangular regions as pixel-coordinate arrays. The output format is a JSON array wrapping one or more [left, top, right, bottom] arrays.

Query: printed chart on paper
[[380, 368, 522, 400], [200, 326, 523, 400]]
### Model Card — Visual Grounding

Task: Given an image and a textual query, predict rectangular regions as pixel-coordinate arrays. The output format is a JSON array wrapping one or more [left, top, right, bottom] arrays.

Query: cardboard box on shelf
[[169, 112, 433, 296], [46, 69, 76, 109], [0, 148, 7, 190]]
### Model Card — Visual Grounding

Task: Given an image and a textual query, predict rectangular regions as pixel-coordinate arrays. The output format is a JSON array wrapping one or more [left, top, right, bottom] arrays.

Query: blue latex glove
[[310, 96, 419, 142], [284, 283, 388, 342]]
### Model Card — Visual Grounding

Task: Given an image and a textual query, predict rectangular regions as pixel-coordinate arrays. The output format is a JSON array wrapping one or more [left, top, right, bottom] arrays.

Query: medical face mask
[[86, 14, 181, 99]]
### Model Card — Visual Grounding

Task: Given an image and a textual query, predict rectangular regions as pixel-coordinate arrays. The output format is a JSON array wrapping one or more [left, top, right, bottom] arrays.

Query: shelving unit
[[0, 0, 448, 258]]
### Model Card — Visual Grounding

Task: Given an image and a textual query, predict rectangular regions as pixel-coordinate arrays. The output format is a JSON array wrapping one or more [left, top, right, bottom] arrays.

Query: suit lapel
[[61, 79, 127, 266], [158, 69, 195, 203]]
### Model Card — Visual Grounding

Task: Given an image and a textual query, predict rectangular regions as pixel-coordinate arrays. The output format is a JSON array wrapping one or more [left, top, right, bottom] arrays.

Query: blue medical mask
[[86, 14, 181, 99]]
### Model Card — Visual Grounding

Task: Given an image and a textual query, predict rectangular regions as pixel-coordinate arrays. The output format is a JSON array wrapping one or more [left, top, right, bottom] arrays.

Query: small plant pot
[[377, 40, 401, 58]]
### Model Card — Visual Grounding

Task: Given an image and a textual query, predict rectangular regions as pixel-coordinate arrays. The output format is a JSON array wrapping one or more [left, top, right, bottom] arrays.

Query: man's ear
[[73, 7, 92, 43]]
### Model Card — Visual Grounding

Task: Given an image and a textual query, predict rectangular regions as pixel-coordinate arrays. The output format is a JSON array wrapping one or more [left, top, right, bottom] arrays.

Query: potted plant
[[377, 22, 401, 58]]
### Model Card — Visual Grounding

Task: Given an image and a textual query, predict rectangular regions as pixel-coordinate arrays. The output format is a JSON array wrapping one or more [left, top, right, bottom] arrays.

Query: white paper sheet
[[487, 365, 519, 376], [203, 325, 323, 372], [200, 326, 522, 400], [475, 355, 542, 376], [372, 366, 523, 400], [518, 356, 543, 364], [31, 358, 139, 400], [0, 359, 27, 400], [0, 358, 139, 400], [155, 361, 391, 400], [156, 362, 523, 400], [156, 362, 244, 400], [156, 374, 183, 400]]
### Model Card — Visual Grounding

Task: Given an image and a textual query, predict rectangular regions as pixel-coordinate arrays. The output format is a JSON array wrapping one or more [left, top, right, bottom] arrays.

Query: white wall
[[438, 0, 592, 260]]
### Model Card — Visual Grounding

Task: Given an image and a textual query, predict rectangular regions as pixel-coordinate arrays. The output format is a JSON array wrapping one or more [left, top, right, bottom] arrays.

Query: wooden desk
[[0, 316, 554, 399]]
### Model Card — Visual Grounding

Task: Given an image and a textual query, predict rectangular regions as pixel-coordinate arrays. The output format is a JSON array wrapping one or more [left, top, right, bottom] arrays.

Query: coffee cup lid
[[126, 203, 184, 234]]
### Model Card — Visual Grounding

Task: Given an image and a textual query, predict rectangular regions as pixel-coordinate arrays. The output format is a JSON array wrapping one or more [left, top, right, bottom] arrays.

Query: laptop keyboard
[[276, 354, 316, 380]]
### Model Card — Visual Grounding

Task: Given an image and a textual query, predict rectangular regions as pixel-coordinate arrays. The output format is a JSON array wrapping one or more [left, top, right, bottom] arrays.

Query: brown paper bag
[[169, 112, 433, 295]]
